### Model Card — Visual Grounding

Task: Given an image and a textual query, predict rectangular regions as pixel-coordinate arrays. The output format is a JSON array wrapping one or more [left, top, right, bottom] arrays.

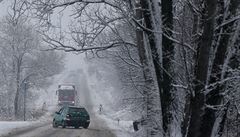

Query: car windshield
[[69, 108, 87, 114], [59, 90, 74, 96]]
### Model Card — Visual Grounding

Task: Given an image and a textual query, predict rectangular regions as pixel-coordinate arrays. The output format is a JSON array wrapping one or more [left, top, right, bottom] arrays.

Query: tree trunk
[[14, 60, 21, 118], [139, 0, 163, 91], [161, 0, 174, 135], [187, 0, 217, 137], [135, 2, 163, 137], [202, 1, 240, 137], [181, 1, 200, 136], [140, 0, 168, 135]]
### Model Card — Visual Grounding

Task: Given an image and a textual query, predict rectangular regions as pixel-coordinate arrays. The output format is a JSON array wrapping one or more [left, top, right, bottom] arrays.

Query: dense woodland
[[0, 0, 240, 137]]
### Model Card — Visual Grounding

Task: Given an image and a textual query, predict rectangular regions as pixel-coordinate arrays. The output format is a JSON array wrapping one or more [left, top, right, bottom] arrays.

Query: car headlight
[[72, 101, 75, 104]]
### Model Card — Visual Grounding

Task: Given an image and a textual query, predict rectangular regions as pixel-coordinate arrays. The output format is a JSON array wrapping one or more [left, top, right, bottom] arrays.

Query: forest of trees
[[0, 0, 64, 120], [1, 0, 240, 137]]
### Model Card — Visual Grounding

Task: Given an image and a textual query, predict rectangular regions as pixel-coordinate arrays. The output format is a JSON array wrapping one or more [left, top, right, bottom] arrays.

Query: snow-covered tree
[[0, 0, 64, 119], [18, 0, 240, 136]]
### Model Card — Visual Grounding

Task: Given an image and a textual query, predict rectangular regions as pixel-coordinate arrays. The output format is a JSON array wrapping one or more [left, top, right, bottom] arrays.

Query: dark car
[[52, 106, 90, 129]]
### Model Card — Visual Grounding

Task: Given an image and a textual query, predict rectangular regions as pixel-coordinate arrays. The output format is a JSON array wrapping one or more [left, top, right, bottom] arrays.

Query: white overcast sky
[[0, 0, 86, 72], [0, 0, 11, 17]]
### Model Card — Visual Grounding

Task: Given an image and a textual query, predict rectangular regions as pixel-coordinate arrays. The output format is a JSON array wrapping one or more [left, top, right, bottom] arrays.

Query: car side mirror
[[55, 111, 60, 115]]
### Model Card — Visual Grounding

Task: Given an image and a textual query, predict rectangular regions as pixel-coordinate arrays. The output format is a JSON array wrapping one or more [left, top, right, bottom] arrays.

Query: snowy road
[[3, 115, 115, 137], [1, 70, 116, 137]]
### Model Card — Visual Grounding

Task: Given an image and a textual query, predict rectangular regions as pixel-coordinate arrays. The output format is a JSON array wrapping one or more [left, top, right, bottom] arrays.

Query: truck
[[56, 84, 77, 106]]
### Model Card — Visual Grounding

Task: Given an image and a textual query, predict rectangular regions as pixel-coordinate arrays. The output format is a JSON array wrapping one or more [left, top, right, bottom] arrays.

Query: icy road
[[3, 117, 115, 137], [2, 69, 116, 137]]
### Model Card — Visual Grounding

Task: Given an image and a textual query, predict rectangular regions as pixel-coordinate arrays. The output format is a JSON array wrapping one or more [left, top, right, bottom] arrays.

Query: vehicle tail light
[[66, 114, 71, 118]]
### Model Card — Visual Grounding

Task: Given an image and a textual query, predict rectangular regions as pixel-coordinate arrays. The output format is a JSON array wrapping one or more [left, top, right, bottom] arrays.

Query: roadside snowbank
[[98, 113, 134, 137], [0, 121, 39, 136], [0, 103, 58, 136], [87, 71, 134, 137], [0, 109, 56, 136]]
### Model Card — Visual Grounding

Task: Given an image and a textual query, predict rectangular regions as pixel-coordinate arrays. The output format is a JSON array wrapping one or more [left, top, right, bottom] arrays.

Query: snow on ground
[[0, 121, 35, 135], [84, 65, 134, 137], [0, 105, 56, 136], [0, 119, 48, 136], [89, 93, 134, 137], [98, 113, 134, 137]]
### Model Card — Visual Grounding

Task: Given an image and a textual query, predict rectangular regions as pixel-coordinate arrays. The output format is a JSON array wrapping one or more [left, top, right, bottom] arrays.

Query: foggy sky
[[0, 0, 86, 72]]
